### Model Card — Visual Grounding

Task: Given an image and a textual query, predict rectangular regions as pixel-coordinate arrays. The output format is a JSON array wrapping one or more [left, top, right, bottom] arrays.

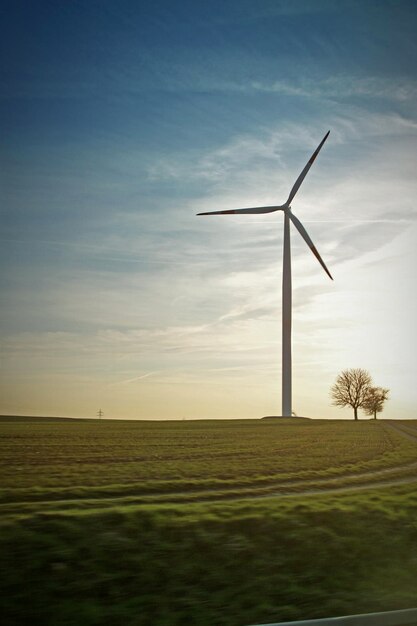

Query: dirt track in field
[[235, 420, 417, 498], [385, 420, 417, 442]]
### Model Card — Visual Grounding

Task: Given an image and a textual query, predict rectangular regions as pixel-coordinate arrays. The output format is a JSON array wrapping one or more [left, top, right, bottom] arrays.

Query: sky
[[1, 0, 416, 420]]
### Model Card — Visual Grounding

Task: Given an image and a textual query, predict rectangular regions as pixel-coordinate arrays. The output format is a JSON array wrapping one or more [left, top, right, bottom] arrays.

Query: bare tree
[[330, 368, 373, 420], [362, 387, 389, 419]]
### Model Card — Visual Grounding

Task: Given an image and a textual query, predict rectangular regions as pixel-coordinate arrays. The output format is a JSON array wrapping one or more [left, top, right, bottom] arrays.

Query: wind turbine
[[197, 131, 332, 417]]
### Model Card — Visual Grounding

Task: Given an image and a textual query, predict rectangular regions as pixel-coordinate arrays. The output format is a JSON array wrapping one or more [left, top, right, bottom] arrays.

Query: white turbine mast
[[197, 130, 332, 417]]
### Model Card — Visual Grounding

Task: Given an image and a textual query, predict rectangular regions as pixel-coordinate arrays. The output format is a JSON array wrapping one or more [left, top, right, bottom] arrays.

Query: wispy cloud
[[109, 371, 159, 386], [147, 110, 417, 187], [248, 76, 417, 102]]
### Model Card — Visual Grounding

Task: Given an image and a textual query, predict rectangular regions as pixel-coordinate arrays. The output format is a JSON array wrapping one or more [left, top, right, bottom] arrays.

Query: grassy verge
[[1, 485, 417, 626]]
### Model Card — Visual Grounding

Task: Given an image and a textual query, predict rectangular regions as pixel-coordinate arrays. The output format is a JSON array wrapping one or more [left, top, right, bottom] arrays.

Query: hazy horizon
[[1, 1, 416, 420], [1, 413, 416, 423]]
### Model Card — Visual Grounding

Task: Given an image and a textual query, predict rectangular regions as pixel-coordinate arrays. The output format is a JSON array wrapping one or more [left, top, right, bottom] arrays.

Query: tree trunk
[[354, 407, 358, 420], [373, 411, 377, 419]]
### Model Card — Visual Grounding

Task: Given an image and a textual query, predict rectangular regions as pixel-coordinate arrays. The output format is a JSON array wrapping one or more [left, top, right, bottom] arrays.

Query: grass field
[[1, 416, 417, 625]]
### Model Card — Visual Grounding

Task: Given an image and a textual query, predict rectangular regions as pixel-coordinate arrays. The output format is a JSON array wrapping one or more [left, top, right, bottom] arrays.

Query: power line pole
[[97, 409, 103, 419]]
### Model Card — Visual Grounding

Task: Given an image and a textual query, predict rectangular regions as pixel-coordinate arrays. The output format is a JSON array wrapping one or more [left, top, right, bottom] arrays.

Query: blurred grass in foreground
[[0, 486, 417, 625]]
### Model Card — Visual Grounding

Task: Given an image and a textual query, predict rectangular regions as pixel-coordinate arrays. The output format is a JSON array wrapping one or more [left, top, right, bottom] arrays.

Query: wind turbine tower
[[197, 131, 332, 417]]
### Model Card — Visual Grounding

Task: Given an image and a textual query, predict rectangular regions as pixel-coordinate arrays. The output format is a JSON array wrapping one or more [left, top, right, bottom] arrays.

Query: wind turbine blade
[[286, 131, 330, 206], [289, 212, 333, 280], [197, 205, 282, 216]]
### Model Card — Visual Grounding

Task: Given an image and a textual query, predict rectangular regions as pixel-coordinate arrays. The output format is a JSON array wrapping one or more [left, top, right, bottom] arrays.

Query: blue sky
[[1, 0, 416, 418]]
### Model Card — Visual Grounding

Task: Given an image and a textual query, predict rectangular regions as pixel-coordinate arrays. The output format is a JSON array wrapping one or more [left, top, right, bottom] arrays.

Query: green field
[[1, 416, 417, 625]]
